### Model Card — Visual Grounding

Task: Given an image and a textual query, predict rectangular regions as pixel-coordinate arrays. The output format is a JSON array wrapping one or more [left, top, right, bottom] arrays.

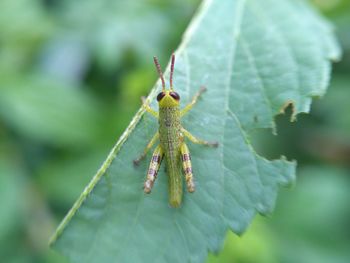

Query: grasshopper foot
[[209, 141, 219, 148], [199, 86, 207, 93], [133, 158, 141, 166], [144, 181, 152, 193]]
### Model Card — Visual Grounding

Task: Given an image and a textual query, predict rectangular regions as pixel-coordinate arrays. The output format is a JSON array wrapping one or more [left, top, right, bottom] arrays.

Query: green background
[[0, 0, 349, 262]]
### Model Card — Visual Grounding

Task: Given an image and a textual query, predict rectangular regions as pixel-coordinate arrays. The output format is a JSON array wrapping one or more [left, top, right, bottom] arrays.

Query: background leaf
[[207, 166, 350, 263], [0, 75, 102, 147], [53, 0, 199, 70], [50, 0, 340, 262]]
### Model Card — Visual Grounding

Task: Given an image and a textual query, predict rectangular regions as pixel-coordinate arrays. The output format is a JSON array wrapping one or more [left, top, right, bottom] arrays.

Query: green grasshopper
[[134, 54, 218, 207]]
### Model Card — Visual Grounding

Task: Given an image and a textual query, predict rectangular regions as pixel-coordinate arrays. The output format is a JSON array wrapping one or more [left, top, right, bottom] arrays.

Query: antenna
[[170, 54, 175, 89], [153, 56, 165, 90]]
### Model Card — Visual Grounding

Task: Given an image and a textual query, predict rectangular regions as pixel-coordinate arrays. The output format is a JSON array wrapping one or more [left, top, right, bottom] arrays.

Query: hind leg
[[144, 145, 164, 193], [180, 143, 195, 192]]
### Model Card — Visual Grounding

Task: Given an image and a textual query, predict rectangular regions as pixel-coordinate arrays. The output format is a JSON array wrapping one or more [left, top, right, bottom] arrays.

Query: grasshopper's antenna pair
[[153, 54, 175, 91]]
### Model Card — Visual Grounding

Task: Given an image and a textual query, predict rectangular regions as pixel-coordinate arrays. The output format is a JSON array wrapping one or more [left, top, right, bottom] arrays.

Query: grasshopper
[[134, 54, 218, 208]]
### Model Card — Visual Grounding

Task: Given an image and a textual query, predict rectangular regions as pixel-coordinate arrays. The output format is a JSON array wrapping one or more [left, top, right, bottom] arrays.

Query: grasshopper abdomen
[[159, 106, 183, 207]]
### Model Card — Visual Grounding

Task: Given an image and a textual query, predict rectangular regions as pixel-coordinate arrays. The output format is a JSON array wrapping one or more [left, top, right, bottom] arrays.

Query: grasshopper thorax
[[153, 54, 180, 108]]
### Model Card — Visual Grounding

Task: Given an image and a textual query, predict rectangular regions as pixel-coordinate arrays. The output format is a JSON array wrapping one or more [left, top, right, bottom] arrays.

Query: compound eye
[[169, 91, 180, 101], [156, 92, 166, 101]]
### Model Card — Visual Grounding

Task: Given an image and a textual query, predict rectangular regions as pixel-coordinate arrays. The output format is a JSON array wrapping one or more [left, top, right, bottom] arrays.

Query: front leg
[[181, 128, 218, 147], [142, 96, 158, 119], [181, 86, 207, 116]]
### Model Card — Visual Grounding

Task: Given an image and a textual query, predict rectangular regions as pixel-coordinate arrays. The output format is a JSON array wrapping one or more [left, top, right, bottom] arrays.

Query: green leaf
[[269, 166, 350, 263], [0, 75, 102, 147], [56, 0, 198, 69], [50, 0, 340, 262], [206, 219, 278, 263], [0, 153, 26, 242], [36, 151, 107, 205]]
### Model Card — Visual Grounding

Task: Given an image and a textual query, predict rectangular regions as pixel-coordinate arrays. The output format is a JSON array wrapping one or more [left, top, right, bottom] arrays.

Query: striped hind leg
[[144, 145, 164, 193], [180, 143, 195, 193]]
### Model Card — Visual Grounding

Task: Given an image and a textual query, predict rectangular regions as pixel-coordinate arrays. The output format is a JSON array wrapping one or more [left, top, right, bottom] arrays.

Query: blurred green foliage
[[0, 0, 349, 262]]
